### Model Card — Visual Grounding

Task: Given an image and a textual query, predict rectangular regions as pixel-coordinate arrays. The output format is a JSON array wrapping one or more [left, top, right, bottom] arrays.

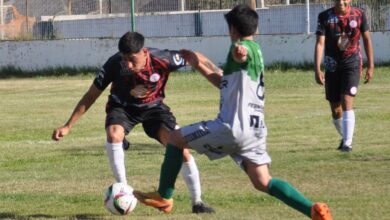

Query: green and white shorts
[[180, 118, 271, 169]]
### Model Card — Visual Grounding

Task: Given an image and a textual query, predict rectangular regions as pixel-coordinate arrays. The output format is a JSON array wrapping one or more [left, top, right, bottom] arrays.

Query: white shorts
[[180, 118, 271, 168]]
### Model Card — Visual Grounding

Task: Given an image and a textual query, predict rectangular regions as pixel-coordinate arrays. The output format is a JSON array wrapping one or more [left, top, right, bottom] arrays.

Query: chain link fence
[[0, 0, 389, 40]]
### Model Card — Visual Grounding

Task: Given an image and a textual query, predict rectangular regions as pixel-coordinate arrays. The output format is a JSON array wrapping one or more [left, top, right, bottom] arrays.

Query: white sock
[[105, 142, 127, 184], [181, 155, 202, 205], [342, 110, 355, 147], [333, 118, 343, 136]]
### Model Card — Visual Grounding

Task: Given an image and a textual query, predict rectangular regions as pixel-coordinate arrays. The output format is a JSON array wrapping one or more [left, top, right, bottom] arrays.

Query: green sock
[[158, 144, 183, 199], [268, 178, 313, 218]]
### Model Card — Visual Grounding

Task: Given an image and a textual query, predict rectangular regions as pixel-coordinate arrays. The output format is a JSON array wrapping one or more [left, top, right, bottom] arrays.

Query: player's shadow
[[60, 142, 164, 156], [0, 212, 103, 219], [67, 138, 163, 150]]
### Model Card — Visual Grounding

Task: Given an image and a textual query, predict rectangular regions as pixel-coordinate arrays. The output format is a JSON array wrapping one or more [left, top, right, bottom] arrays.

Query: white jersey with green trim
[[218, 40, 266, 149]]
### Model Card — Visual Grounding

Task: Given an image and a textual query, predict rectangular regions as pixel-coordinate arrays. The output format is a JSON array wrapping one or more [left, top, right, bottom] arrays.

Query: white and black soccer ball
[[104, 182, 137, 215]]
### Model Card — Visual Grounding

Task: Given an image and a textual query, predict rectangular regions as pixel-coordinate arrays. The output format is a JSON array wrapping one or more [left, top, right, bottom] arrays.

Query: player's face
[[334, 0, 351, 15], [121, 48, 147, 72]]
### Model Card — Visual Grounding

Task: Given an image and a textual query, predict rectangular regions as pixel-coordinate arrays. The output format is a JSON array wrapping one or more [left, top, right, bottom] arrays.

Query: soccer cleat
[[192, 202, 215, 214], [311, 203, 333, 220], [338, 145, 352, 152], [133, 191, 173, 213], [337, 139, 343, 150], [123, 138, 130, 150]]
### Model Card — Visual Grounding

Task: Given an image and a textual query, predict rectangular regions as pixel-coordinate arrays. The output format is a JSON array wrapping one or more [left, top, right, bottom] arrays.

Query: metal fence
[[0, 0, 389, 40]]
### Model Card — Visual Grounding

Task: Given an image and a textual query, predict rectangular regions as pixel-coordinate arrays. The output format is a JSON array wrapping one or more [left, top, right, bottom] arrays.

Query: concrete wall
[[0, 32, 389, 71]]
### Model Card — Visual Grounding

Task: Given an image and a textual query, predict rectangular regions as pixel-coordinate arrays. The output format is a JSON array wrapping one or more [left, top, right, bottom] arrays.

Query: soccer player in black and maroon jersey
[[314, 0, 374, 152], [52, 32, 215, 213]]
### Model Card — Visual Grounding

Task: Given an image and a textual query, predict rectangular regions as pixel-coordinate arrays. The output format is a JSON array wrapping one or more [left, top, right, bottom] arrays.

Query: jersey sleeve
[[360, 9, 369, 33], [240, 41, 264, 81], [316, 12, 326, 36], [149, 48, 186, 71], [93, 56, 115, 91], [169, 50, 186, 71]]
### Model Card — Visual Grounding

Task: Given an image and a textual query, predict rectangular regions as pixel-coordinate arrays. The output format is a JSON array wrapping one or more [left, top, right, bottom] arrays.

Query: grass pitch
[[0, 67, 389, 220]]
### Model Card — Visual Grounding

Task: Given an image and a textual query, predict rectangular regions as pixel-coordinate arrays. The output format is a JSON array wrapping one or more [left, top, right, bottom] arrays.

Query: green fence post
[[130, 0, 136, 32]]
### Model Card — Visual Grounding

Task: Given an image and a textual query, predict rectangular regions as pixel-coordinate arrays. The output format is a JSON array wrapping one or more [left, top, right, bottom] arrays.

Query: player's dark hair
[[118, 32, 145, 54], [224, 4, 259, 37]]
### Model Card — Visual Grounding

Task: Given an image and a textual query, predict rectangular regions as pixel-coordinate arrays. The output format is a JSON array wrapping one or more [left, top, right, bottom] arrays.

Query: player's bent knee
[[245, 163, 272, 193], [252, 178, 271, 192], [107, 134, 124, 143], [106, 126, 125, 143]]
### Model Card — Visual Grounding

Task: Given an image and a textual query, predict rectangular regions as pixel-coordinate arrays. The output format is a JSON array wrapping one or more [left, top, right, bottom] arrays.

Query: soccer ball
[[104, 182, 137, 215]]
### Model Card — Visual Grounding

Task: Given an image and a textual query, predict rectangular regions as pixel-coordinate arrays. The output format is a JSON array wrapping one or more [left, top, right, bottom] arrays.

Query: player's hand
[[315, 70, 325, 86], [233, 43, 247, 63], [364, 66, 374, 84], [52, 126, 70, 141], [180, 49, 199, 67]]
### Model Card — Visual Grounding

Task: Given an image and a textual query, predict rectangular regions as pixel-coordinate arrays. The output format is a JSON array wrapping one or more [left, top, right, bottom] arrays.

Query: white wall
[[38, 4, 389, 39], [37, 5, 329, 39], [0, 32, 389, 71]]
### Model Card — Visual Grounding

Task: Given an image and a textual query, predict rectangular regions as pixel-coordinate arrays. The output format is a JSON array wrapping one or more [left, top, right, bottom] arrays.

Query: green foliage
[[0, 67, 389, 219]]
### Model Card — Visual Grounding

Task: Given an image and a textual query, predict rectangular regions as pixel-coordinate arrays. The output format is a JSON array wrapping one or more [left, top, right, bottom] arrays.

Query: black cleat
[[192, 202, 215, 214], [337, 139, 343, 150], [123, 138, 130, 150], [339, 145, 352, 152]]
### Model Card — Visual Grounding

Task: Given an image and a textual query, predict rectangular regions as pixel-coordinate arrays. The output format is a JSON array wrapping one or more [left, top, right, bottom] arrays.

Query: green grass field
[[0, 67, 389, 220]]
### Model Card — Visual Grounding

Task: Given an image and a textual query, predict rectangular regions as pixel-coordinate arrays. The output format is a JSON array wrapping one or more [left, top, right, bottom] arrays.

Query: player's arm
[[314, 35, 325, 85], [194, 52, 222, 88], [362, 30, 374, 83], [180, 49, 222, 88], [52, 84, 102, 141]]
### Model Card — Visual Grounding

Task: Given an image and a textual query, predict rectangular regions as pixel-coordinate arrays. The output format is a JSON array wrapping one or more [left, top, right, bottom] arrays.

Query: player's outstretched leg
[[267, 178, 333, 220], [245, 161, 332, 219]]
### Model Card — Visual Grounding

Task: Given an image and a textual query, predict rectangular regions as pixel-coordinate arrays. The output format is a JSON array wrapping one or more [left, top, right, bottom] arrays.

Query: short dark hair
[[224, 4, 259, 37], [118, 32, 145, 54]]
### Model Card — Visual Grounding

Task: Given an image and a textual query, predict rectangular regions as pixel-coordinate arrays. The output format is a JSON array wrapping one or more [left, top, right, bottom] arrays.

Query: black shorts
[[105, 102, 177, 142], [325, 53, 362, 103]]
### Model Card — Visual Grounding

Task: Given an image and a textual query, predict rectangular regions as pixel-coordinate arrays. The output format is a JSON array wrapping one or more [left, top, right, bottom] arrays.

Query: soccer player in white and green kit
[[135, 4, 332, 220]]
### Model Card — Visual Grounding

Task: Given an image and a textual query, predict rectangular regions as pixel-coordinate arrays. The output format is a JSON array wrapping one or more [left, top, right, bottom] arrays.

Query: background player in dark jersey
[[52, 31, 214, 213], [314, 0, 374, 152]]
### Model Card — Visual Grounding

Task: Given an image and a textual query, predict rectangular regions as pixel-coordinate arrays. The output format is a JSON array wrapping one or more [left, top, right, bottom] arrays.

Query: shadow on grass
[[0, 66, 96, 79], [59, 142, 164, 156], [0, 213, 103, 219]]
